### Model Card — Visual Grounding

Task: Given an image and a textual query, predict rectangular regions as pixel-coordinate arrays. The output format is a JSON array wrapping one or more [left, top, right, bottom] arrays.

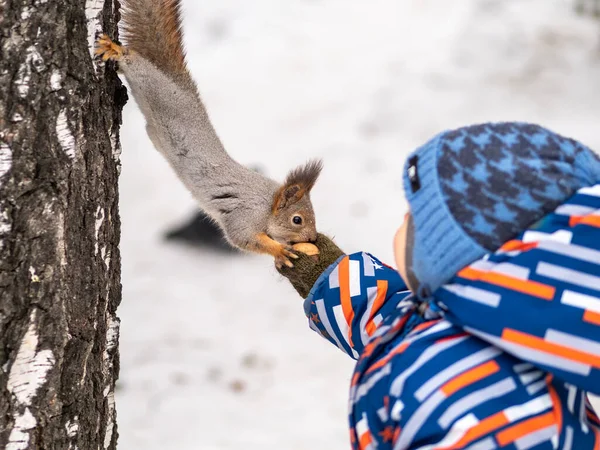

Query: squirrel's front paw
[[95, 34, 126, 61], [274, 245, 299, 269]]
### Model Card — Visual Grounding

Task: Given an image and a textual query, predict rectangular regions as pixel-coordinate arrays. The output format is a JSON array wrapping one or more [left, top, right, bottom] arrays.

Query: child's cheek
[[393, 225, 406, 277]]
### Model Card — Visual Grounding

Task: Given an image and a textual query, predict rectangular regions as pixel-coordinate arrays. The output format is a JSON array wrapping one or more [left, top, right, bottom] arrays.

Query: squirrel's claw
[[95, 34, 126, 61], [274, 246, 298, 269], [251, 233, 300, 269]]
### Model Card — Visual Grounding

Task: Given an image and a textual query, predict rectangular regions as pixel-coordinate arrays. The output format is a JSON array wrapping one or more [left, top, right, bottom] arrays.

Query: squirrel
[[95, 0, 323, 268]]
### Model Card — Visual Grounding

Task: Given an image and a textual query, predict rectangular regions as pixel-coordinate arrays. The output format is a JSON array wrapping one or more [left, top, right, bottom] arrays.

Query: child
[[279, 122, 600, 449]]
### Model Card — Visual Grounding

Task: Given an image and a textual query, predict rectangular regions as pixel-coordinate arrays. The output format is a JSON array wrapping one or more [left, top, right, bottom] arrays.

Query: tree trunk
[[0, 1, 126, 449]]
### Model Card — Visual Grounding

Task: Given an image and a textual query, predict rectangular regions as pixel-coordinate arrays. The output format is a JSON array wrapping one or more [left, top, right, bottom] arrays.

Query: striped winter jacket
[[304, 184, 600, 449]]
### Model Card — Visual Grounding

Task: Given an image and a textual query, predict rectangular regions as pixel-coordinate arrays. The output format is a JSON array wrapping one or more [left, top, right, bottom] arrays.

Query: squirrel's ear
[[272, 159, 323, 213], [285, 159, 323, 193], [272, 184, 304, 213]]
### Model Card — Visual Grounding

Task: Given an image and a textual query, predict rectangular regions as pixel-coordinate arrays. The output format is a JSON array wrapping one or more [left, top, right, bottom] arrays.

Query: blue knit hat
[[403, 122, 600, 294]]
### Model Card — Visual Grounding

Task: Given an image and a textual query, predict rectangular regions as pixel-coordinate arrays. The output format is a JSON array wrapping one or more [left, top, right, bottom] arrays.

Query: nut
[[292, 243, 320, 256]]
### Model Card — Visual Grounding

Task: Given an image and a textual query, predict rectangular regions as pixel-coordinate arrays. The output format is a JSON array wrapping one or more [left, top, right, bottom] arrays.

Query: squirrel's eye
[[292, 215, 303, 225]]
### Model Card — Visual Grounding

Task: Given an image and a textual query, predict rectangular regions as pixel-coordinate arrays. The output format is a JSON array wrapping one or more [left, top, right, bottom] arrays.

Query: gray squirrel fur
[[95, 0, 322, 267]]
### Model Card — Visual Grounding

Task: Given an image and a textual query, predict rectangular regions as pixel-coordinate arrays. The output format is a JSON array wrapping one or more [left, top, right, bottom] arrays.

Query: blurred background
[[116, 1, 600, 449]]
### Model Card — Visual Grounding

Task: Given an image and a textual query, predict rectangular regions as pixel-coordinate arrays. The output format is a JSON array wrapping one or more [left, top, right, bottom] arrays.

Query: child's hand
[[277, 234, 345, 298]]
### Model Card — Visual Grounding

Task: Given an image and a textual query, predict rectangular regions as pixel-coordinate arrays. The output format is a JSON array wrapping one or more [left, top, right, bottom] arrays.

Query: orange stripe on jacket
[[496, 411, 557, 446], [457, 267, 555, 300], [441, 360, 500, 397], [365, 342, 410, 375], [588, 409, 600, 427], [499, 240, 538, 253], [438, 412, 509, 449], [502, 329, 600, 369], [365, 280, 388, 336], [410, 319, 441, 335], [570, 215, 600, 228], [364, 318, 440, 375], [338, 256, 355, 347], [436, 332, 469, 344], [584, 310, 600, 326], [359, 429, 373, 450], [349, 427, 357, 445]]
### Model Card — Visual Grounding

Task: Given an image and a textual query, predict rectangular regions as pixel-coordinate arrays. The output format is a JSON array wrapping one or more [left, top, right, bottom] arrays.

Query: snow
[[116, 1, 600, 449]]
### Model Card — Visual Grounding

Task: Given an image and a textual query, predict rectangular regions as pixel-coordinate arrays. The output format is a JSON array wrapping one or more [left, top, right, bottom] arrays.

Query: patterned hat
[[403, 122, 600, 294]]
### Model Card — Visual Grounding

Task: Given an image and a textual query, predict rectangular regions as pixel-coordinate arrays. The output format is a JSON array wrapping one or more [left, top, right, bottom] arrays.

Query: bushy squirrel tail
[[121, 0, 193, 87]]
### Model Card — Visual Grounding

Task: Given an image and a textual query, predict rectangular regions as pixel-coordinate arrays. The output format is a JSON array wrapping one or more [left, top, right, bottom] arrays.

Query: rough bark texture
[[0, 0, 126, 449]]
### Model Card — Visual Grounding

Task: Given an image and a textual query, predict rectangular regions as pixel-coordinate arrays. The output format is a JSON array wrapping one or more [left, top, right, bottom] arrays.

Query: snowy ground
[[116, 1, 600, 449]]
